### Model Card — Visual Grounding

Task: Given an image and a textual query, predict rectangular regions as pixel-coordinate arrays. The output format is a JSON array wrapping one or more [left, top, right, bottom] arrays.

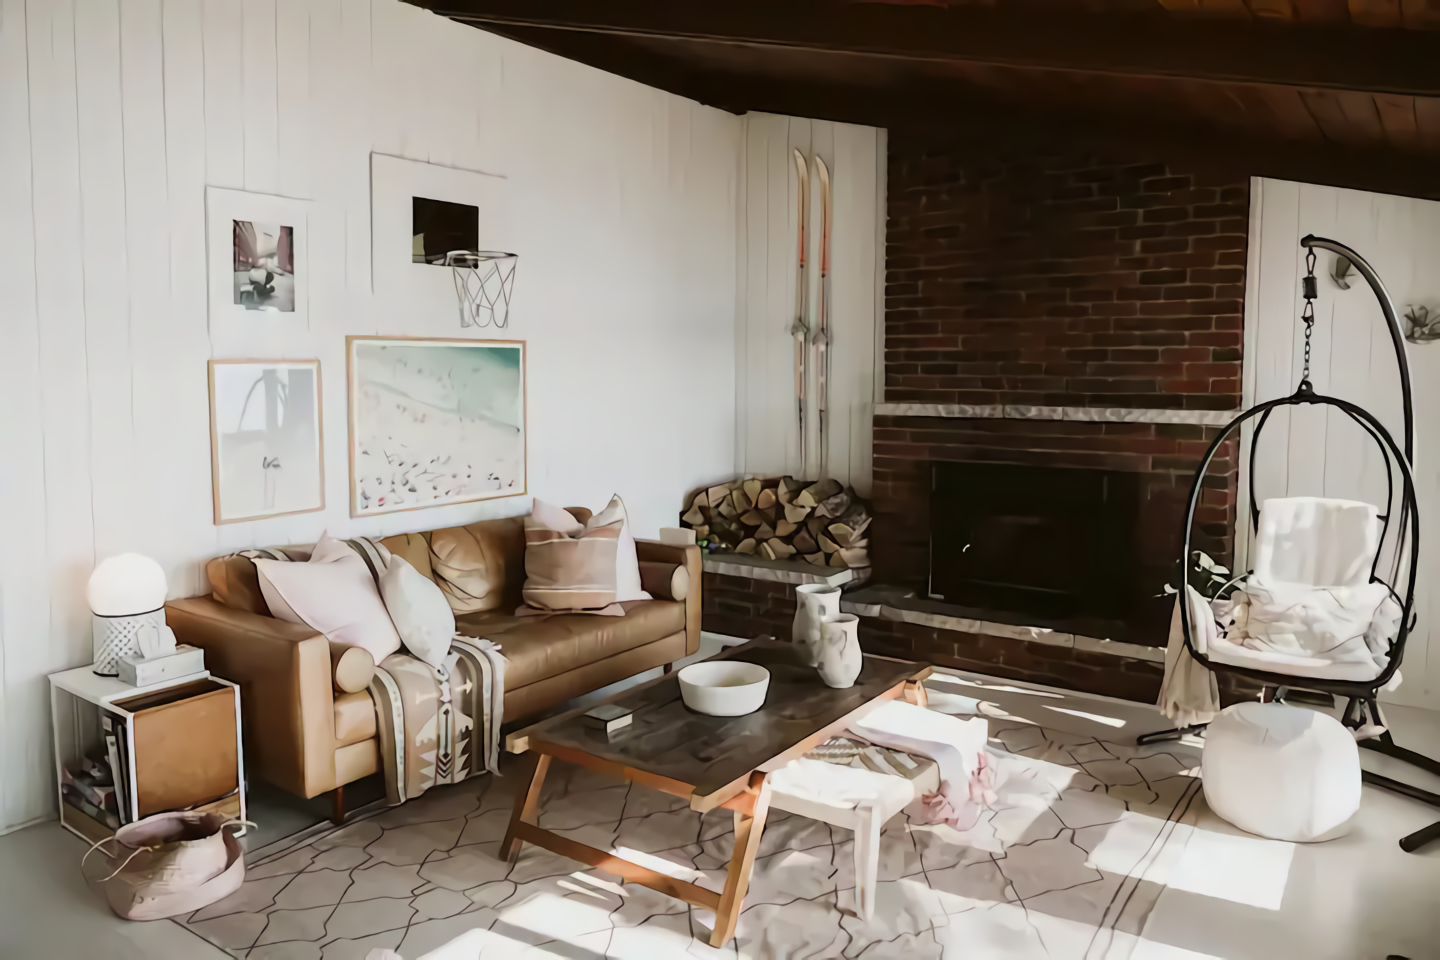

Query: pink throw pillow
[[255, 534, 402, 663]]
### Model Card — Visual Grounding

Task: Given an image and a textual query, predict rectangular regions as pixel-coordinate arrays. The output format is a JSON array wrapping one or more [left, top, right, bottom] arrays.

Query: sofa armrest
[[166, 597, 339, 799], [635, 541, 702, 657]]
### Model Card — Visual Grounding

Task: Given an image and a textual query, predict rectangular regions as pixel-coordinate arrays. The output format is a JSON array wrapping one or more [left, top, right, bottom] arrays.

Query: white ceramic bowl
[[677, 661, 770, 717]]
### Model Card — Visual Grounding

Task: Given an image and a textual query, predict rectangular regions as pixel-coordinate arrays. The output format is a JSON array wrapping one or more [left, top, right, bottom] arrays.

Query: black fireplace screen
[[929, 462, 1151, 626]]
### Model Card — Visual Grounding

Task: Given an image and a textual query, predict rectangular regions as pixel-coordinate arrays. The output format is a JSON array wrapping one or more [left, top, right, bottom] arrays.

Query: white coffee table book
[[768, 699, 987, 919]]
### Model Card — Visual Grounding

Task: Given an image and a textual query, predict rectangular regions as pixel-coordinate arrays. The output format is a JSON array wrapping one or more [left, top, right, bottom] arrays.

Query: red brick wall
[[866, 141, 1247, 666], [885, 146, 1248, 410]]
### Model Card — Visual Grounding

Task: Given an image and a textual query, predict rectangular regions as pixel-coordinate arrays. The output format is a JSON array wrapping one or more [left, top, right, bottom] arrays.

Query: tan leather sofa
[[166, 510, 700, 814]]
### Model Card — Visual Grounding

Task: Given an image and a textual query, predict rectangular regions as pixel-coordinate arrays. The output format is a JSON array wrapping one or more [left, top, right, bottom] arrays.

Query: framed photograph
[[206, 187, 309, 330], [208, 360, 325, 524], [347, 337, 526, 516]]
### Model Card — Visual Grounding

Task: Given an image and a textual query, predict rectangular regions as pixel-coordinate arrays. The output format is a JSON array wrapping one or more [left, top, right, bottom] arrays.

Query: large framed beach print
[[208, 360, 325, 524], [347, 337, 526, 516]]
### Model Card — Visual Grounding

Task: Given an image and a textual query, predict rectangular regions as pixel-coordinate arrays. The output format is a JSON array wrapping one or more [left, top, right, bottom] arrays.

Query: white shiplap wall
[[0, 0, 740, 833], [735, 113, 885, 496], [1243, 177, 1440, 711]]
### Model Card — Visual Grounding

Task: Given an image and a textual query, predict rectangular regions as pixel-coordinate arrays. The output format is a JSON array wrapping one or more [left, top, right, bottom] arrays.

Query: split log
[[766, 538, 797, 560], [680, 475, 870, 577]]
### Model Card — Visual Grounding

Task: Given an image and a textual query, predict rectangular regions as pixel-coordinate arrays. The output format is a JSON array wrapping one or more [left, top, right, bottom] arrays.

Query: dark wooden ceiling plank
[[1413, 96, 1440, 150], [1336, 89, 1387, 145], [1374, 93, 1419, 148], [1299, 88, 1363, 144], [412, 0, 1440, 97], [1289, 0, 1353, 21], [1348, 0, 1403, 25], [1232, 83, 1326, 140], [1401, 0, 1440, 27], [1246, 0, 1298, 20]]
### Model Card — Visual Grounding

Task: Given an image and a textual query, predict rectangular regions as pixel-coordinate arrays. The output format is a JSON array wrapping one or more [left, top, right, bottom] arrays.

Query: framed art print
[[206, 187, 310, 331], [347, 337, 526, 516], [208, 359, 325, 524]]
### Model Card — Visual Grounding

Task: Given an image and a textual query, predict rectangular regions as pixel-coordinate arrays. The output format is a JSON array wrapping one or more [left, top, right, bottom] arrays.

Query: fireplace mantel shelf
[[840, 584, 1166, 665], [875, 403, 1238, 426]]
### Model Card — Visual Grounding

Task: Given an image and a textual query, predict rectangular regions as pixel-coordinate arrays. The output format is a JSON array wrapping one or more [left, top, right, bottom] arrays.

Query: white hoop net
[[446, 250, 518, 329]]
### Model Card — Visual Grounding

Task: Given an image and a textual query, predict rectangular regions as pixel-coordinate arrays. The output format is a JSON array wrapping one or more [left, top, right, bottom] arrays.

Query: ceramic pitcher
[[817, 613, 863, 688], [792, 583, 842, 667]]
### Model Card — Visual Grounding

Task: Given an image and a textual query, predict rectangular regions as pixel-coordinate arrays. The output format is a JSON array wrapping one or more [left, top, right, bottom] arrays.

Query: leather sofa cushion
[[639, 561, 688, 602], [329, 642, 375, 694], [429, 518, 525, 614], [206, 546, 312, 616], [380, 532, 434, 582], [333, 690, 377, 747], [456, 599, 685, 689]]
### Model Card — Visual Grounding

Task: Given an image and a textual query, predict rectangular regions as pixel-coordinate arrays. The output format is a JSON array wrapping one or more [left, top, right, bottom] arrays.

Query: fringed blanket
[[368, 636, 506, 806]]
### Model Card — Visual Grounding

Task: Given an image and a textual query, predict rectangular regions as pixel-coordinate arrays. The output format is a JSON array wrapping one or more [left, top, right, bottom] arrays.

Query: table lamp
[[88, 554, 174, 677]]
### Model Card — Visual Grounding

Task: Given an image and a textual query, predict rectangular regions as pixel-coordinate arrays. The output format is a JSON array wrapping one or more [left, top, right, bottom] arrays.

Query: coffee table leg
[[501, 753, 551, 861], [710, 771, 772, 947]]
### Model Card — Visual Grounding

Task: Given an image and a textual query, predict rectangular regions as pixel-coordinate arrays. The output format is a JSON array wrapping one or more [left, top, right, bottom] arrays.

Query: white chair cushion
[[1206, 633, 1385, 682], [1202, 701, 1360, 842], [769, 758, 917, 817]]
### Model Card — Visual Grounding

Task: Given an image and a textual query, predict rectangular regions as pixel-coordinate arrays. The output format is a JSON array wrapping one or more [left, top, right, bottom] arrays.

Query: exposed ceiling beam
[[480, 24, 1440, 199], [415, 0, 1440, 96]]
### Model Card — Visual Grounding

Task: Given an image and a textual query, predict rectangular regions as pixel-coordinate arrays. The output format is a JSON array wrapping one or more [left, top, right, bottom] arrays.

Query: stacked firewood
[[681, 476, 871, 581]]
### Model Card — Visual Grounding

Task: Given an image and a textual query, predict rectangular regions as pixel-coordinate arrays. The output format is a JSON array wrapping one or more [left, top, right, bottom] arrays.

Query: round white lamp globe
[[88, 553, 168, 616]]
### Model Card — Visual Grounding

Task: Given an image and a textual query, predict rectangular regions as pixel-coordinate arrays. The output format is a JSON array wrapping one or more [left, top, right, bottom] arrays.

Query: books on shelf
[[101, 713, 132, 824]]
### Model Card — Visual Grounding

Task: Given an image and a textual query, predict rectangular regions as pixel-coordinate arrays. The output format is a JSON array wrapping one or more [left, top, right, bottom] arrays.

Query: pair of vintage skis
[[791, 148, 833, 481]]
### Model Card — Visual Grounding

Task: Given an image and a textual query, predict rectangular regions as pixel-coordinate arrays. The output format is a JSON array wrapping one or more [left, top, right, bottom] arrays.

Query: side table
[[49, 665, 246, 844]]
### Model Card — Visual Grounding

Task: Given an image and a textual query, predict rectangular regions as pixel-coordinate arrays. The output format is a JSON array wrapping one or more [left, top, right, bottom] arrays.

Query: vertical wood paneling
[[23, 0, 97, 829], [241, 0, 279, 193], [0, 0, 49, 831], [74, 0, 134, 564], [1245, 177, 1440, 710], [201, 0, 243, 189], [2, 0, 747, 831], [735, 113, 885, 494]]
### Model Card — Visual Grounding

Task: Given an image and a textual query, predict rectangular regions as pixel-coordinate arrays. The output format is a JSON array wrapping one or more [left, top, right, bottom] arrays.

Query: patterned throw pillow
[[519, 515, 624, 616]]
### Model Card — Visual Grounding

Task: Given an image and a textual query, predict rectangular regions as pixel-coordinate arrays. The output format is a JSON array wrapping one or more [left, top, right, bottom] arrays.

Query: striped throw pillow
[[519, 515, 624, 615]]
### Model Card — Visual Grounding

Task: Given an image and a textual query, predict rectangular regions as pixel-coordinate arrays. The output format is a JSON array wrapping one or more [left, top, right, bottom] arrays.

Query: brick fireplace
[[865, 139, 1247, 699], [703, 138, 1252, 702]]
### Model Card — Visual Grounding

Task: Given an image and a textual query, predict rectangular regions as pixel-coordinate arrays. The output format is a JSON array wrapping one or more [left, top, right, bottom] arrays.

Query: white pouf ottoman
[[1202, 701, 1361, 842]]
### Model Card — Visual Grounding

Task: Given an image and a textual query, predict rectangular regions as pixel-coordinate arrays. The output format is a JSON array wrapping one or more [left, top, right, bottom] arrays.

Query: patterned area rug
[[177, 709, 1202, 959]]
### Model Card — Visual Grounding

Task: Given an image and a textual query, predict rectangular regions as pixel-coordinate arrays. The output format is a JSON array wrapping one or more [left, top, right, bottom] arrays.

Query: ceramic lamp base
[[92, 608, 166, 677]]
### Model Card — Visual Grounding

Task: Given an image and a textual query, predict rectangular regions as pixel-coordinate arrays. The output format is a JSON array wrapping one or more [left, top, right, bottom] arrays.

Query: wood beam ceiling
[[420, 0, 1440, 96]]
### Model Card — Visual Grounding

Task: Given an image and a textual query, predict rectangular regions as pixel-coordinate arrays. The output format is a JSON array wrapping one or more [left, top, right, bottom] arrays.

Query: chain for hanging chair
[[1300, 248, 1318, 387]]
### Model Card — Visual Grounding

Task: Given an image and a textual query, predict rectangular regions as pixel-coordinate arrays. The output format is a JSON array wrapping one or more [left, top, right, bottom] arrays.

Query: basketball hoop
[[445, 250, 518, 329]]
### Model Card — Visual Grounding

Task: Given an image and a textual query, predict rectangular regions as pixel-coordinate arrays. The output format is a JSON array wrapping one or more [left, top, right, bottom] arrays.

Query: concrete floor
[[2, 655, 1438, 959]]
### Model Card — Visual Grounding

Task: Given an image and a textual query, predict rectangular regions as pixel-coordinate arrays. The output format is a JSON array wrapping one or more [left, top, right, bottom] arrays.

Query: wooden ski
[[814, 155, 833, 480], [791, 147, 810, 480]]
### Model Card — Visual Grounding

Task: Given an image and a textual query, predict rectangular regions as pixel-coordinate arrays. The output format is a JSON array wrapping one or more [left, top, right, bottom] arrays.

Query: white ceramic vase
[[817, 613, 863, 689], [792, 584, 842, 667]]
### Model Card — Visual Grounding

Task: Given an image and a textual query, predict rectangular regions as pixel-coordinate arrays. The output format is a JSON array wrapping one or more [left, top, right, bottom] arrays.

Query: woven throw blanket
[[368, 636, 505, 806], [342, 537, 507, 806]]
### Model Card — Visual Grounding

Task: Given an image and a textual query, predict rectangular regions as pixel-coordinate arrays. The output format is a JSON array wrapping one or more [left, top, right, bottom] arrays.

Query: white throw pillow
[[255, 533, 403, 664], [587, 494, 651, 603], [379, 555, 455, 669]]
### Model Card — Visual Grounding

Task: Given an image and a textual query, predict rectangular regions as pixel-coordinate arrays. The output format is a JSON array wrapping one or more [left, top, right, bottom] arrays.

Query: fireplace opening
[[929, 462, 1173, 641]]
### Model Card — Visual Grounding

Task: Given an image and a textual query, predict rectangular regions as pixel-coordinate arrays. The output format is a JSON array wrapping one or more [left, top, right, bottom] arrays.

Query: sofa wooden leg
[[331, 784, 346, 825], [663, 662, 675, 675]]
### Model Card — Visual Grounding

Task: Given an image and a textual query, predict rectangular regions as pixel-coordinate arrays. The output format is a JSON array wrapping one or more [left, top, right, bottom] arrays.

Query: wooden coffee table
[[500, 638, 931, 946]]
